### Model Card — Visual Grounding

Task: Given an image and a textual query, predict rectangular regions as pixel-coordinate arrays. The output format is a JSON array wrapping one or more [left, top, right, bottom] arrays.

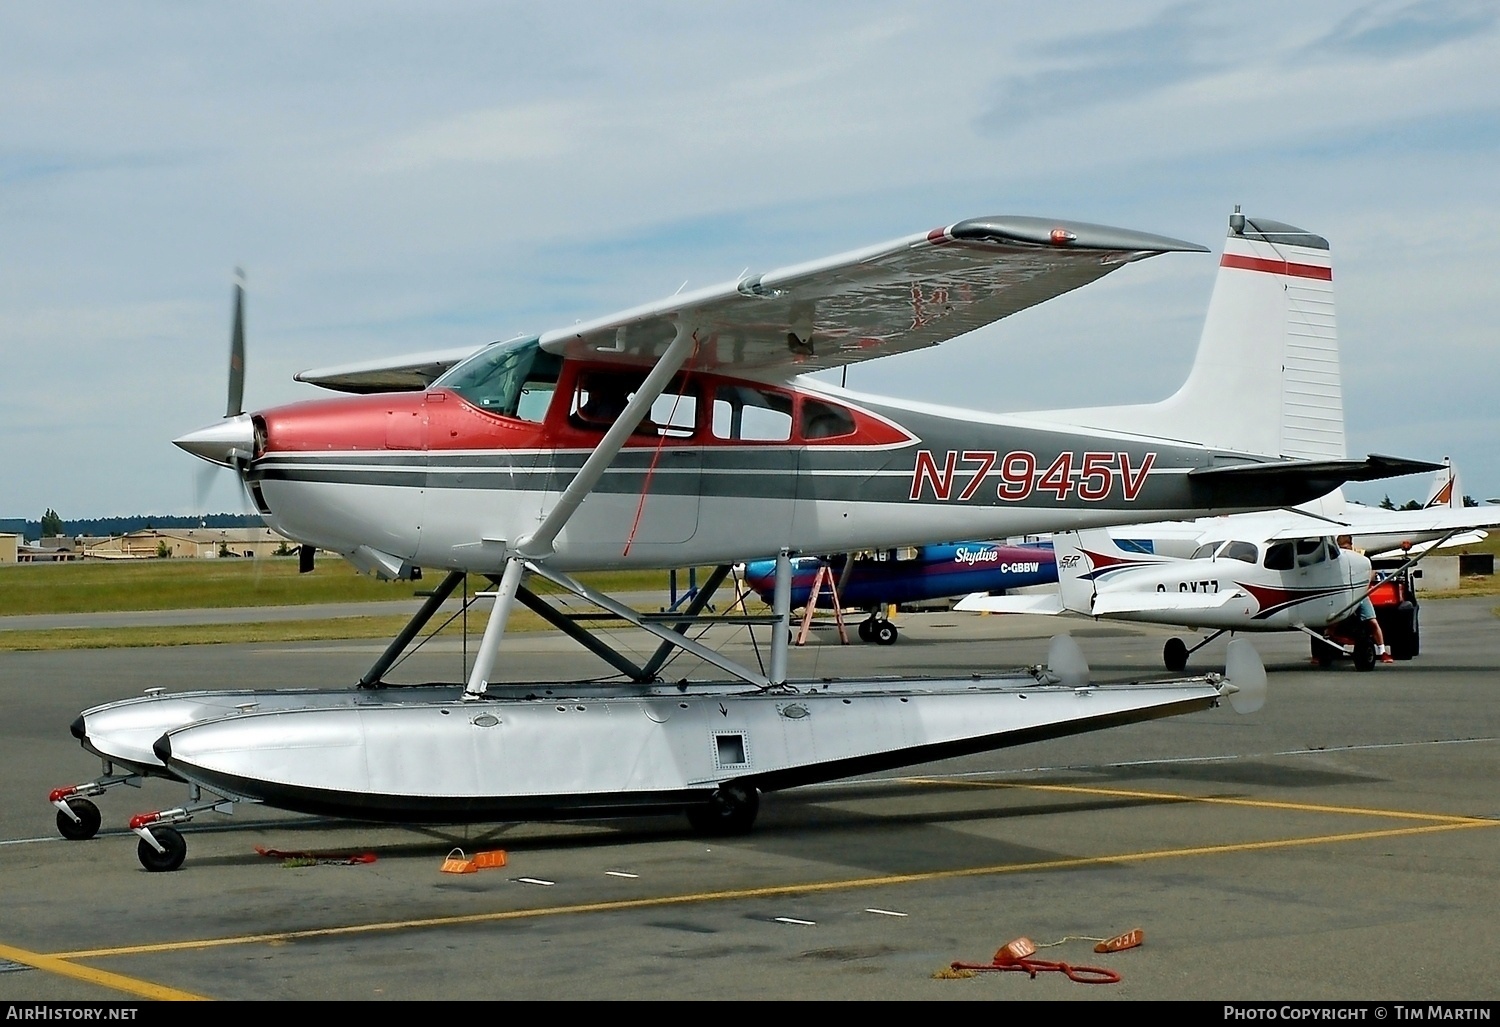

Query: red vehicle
[[1311, 565, 1420, 671]]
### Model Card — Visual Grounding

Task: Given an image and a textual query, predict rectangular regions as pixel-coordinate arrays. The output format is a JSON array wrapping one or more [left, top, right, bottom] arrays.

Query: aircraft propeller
[[227, 268, 246, 418], [1220, 639, 1267, 714], [185, 272, 257, 521]]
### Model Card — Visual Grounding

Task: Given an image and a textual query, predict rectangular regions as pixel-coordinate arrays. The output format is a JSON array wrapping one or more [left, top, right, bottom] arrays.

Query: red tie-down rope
[[947, 936, 1127, 984], [622, 359, 697, 559]]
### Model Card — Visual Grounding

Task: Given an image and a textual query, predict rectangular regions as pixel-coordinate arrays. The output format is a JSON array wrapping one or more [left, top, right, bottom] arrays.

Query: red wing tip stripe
[[1220, 253, 1333, 281], [927, 227, 951, 245]]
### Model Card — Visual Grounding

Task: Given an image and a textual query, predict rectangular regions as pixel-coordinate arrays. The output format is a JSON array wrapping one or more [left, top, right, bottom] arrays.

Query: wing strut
[[1327, 529, 1460, 624], [463, 320, 701, 697], [517, 321, 699, 560]]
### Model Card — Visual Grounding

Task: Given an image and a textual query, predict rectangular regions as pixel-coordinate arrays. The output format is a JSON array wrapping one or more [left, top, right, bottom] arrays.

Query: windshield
[[433, 337, 561, 420]]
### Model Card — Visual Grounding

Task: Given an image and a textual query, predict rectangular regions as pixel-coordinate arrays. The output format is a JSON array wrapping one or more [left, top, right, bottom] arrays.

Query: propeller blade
[[192, 463, 220, 518], [227, 269, 246, 418], [1044, 633, 1090, 687]]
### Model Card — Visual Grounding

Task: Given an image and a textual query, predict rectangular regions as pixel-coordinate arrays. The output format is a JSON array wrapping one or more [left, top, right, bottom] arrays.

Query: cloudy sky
[[3, 1, 1497, 520]]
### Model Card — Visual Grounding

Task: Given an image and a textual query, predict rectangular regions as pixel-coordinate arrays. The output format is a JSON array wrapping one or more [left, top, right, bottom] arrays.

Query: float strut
[[513, 584, 652, 681], [769, 549, 792, 687], [358, 570, 466, 688], [465, 558, 526, 698], [640, 564, 733, 679]]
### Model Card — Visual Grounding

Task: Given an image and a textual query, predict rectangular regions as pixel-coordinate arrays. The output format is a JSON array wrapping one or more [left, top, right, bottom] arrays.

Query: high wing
[[290, 217, 1204, 394], [535, 216, 1206, 380], [1262, 505, 1500, 543]]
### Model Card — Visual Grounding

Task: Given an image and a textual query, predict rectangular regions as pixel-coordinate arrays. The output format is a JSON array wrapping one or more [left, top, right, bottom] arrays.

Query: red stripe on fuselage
[[1219, 253, 1332, 281], [257, 372, 914, 456]]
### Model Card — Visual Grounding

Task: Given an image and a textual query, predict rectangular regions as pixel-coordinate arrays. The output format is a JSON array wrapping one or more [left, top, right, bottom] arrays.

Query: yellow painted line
[[910, 778, 1492, 824], [51, 817, 1494, 961], [0, 941, 207, 1001]]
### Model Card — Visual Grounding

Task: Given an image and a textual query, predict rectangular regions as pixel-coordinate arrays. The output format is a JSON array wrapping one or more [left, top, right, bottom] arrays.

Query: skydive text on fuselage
[[952, 546, 1042, 571], [909, 450, 1156, 503]]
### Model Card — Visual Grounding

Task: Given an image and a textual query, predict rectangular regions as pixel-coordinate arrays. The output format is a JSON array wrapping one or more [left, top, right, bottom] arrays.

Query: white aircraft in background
[[957, 475, 1500, 672], [1100, 458, 1482, 562]]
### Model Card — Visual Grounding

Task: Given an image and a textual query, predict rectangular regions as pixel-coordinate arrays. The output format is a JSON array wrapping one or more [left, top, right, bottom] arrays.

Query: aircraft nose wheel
[[685, 784, 759, 836], [137, 826, 188, 872], [873, 621, 898, 646], [56, 798, 101, 841], [1163, 637, 1189, 672]]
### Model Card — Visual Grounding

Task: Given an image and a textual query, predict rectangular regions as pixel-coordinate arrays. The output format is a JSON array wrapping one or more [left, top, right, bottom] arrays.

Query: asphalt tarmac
[[1, 597, 1496, 1003]]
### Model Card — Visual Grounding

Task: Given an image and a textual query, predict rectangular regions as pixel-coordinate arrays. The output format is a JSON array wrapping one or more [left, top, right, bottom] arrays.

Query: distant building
[[36, 535, 110, 553], [0, 533, 16, 564], [83, 527, 295, 560]]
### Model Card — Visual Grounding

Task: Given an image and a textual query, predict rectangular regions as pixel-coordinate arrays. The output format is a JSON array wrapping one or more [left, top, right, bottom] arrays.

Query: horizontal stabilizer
[[1189, 454, 1444, 509], [295, 346, 479, 394], [954, 592, 1065, 615]]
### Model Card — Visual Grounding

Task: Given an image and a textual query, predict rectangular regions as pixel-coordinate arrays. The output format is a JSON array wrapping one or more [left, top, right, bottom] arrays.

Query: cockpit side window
[[1264, 542, 1295, 571], [1295, 538, 1326, 567], [436, 338, 562, 423], [1190, 542, 1219, 561], [569, 371, 697, 438], [1221, 541, 1259, 564]]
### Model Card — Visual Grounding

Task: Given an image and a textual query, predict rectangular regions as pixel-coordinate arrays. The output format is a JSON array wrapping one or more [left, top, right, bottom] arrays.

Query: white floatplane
[[57, 208, 1434, 869]]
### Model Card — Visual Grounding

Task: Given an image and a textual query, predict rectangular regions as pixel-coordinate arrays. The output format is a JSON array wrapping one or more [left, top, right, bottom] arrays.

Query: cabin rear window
[[712, 385, 792, 442], [800, 399, 855, 440]]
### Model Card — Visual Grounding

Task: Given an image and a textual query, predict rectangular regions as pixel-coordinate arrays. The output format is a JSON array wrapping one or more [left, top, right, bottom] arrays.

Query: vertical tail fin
[[1053, 529, 1168, 615], [1051, 531, 1094, 614], [1027, 209, 1345, 461], [1424, 457, 1460, 509]]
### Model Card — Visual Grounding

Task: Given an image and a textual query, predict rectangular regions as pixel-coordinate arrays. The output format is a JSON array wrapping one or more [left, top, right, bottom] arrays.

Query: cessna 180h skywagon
[[57, 209, 1436, 870]]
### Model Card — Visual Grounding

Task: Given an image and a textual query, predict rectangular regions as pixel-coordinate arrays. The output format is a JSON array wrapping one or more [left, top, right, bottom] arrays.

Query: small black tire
[[56, 798, 101, 841], [857, 619, 874, 643], [1163, 637, 1189, 672], [137, 826, 187, 872], [874, 621, 898, 646], [686, 785, 759, 837], [1353, 636, 1377, 672]]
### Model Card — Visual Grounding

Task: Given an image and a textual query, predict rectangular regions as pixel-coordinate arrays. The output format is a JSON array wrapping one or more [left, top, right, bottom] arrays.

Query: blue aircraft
[[740, 540, 1057, 644]]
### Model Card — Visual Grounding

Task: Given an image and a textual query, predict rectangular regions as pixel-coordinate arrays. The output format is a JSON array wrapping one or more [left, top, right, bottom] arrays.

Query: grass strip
[[0, 560, 705, 616], [0, 613, 577, 652]]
